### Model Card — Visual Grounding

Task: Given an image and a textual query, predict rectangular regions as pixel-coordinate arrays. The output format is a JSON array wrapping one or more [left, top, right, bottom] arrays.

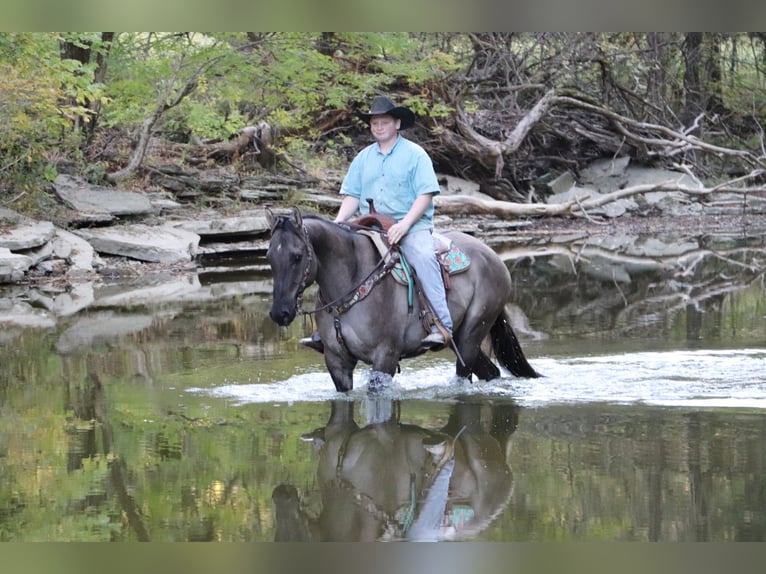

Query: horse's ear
[[265, 207, 276, 230], [291, 206, 303, 228]]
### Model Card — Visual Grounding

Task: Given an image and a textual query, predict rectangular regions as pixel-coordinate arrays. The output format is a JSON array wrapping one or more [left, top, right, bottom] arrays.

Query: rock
[[51, 229, 99, 273], [546, 185, 596, 205], [54, 174, 155, 216], [439, 175, 484, 197], [547, 171, 576, 196], [16, 240, 54, 268], [0, 247, 33, 283], [599, 197, 638, 218], [145, 191, 184, 212], [74, 224, 200, 264], [171, 212, 269, 238], [0, 207, 30, 225], [579, 156, 631, 183], [0, 220, 56, 250]]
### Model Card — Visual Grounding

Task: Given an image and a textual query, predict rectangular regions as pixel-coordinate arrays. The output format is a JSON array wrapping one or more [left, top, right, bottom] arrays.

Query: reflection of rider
[[303, 95, 452, 351], [271, 398, 519, 542]]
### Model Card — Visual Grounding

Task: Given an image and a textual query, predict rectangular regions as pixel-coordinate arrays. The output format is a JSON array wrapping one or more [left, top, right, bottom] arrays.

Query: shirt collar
[[375, 134, 402, 156]]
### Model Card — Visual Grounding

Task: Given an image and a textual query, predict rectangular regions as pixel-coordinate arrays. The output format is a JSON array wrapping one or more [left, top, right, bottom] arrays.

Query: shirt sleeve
[[340, 150, 365, 198], [411, 146, 441, 197]]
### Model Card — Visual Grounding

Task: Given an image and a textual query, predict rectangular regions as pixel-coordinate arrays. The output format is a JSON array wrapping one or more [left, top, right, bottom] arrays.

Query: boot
[[300, 331, 324, 353], [420, 327, 450, 350]]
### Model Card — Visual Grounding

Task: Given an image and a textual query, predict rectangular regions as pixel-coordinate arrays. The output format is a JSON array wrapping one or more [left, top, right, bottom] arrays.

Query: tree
[[0, 33, 105, 209], [58, 32, 115, 139], [2, 33, 765, 213]]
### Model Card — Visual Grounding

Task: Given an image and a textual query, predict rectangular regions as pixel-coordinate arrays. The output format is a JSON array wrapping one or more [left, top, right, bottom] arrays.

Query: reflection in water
[[272, 398, 519, 542], [498, 228, 766, 344]]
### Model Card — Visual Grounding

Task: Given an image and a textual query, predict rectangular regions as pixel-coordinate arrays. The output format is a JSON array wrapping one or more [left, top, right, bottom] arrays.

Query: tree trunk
[[106, 51, 227, 184], [645, 33, 668, 114], [681, 32, 704, 132], [59, 33, 114, 138], [703, 33, 725, 115]]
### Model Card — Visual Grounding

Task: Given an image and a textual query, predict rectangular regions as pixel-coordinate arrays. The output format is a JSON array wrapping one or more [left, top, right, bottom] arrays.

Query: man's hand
[[386, 221, 410, 245]]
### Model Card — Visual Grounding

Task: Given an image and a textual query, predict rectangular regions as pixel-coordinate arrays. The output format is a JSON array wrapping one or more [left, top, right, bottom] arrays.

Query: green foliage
[[2, 32, 766, 217], [0, 33, 104, 210]]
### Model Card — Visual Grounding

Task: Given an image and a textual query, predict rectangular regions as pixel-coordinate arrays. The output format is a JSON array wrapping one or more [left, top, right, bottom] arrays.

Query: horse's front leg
[[367, 348, 400, 392], [324, 351, 358, 392]]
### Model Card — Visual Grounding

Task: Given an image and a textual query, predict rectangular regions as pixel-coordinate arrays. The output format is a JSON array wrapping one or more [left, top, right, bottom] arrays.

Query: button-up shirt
[[340, 135, 440, 232]]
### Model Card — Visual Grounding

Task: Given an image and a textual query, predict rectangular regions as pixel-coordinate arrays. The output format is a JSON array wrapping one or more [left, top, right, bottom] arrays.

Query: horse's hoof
[[300, 332, 324, 353], [366, 371, 393, 394]]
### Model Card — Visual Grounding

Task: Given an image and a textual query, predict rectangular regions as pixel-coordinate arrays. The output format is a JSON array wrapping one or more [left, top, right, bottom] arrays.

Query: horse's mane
[[272, 212, 333, 233], [300, 213, 356, 235]]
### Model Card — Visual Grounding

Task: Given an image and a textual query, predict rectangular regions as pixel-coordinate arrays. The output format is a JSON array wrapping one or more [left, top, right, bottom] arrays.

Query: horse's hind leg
[[454, 328, 500, 381], [453, 320, 501, 381], [468, 351, 501, 381], [455, 346, 500, 381]]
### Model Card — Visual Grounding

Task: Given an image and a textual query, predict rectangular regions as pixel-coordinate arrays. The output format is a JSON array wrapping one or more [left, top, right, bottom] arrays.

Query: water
[[1, 227, 765, 541]]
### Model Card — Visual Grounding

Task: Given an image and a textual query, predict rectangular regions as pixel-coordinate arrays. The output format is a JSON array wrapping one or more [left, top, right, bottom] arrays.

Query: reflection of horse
[[266, 208, 539, 392], [271, 398, 519, 542]]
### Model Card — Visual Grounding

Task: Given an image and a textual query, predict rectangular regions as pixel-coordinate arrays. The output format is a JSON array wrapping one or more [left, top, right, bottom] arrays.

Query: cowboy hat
[[355, 96, 416, 130]]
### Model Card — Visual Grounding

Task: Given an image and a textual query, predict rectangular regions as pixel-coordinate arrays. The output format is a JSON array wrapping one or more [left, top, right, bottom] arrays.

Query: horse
[[266, 207, 540, 392]]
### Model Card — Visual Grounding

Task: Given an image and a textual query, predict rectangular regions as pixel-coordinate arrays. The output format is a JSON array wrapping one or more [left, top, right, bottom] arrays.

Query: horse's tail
[[490, 310, 541, 378]]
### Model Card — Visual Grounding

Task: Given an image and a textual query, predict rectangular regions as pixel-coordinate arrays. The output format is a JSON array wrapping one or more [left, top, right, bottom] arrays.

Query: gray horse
[[267, 207, 539, 392]]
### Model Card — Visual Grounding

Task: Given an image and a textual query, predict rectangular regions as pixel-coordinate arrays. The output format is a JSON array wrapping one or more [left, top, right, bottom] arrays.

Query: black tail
[[490, 310, 541, 378]]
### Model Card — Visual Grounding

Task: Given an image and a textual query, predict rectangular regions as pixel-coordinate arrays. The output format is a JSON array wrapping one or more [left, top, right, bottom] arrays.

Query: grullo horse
[[267, 207, 539, 392]]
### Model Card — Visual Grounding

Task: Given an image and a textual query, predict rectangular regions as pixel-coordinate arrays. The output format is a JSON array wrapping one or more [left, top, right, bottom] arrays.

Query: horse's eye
[[291, 253, 302, 264]]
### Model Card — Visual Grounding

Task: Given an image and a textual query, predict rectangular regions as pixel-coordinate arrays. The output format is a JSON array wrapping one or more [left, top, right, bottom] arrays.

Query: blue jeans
[[400, 229, 453, 334]]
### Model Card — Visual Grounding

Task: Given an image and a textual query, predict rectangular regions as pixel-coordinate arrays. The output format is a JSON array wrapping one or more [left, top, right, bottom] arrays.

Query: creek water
[[1, 225, 765, 542]]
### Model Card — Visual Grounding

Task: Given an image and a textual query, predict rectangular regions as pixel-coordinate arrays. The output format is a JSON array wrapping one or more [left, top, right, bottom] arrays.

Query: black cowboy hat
[[355, 96, 416, 130]]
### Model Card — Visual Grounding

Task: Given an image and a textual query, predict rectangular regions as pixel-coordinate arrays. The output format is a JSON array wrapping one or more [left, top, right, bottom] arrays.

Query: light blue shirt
[[340, 135, 440, 232]]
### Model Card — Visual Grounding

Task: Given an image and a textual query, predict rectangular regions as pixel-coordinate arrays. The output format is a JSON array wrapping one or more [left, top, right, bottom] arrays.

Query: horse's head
[[266, 207, 315, 326]]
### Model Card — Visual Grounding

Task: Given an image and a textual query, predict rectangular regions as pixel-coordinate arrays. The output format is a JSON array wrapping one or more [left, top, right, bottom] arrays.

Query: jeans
[[400, 229, 453, 333]]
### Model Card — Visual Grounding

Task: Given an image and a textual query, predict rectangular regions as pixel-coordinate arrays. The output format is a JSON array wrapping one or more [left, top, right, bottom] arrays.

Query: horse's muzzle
[[269, 305, 296, 326]]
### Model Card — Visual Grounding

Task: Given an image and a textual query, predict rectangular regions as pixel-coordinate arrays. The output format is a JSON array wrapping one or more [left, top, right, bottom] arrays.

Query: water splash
[[189, 348, 766, 409]]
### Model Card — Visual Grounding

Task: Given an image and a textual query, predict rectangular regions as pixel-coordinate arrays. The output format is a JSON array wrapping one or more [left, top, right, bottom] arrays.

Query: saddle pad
[[391, 239, 471, 285]]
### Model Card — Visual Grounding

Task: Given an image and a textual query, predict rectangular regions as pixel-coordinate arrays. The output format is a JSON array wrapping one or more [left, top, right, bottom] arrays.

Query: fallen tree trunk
[[435, 170, 766, 218]]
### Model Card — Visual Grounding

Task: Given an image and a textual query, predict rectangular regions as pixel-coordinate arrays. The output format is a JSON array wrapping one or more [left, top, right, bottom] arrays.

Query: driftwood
[[435, 170, 766, 219], [203, 122, 273, 163], [436, 87, 766, 195]]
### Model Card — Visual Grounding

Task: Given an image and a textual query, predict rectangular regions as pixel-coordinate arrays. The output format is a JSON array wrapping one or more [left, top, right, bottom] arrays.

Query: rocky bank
[[2, 160, 765, 328]]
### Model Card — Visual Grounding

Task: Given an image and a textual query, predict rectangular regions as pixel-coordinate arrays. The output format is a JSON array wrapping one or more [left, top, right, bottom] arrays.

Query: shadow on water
[[1, 226, 765, 541]]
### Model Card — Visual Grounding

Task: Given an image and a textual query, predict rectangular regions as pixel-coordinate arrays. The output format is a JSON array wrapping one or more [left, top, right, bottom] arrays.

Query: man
[[333, 95, 452, 347]]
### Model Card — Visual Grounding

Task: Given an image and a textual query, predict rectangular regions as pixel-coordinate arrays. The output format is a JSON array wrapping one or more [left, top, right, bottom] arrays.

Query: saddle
[[347, 206, 470, 289]]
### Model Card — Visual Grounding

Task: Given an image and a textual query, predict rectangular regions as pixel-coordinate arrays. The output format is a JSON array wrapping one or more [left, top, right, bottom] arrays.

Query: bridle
[[293, 222, 315, 315]]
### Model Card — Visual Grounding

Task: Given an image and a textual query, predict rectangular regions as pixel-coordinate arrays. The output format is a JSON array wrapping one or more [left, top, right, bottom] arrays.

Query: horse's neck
[[306, 219, 375, 295]]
